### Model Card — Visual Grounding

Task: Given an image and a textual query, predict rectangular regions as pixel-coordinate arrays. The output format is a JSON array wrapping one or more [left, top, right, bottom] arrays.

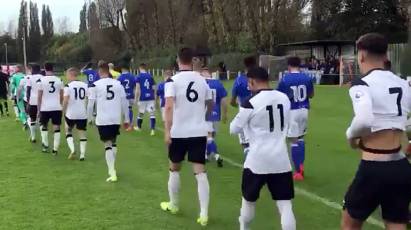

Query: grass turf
[[0, 82, 400, 229]]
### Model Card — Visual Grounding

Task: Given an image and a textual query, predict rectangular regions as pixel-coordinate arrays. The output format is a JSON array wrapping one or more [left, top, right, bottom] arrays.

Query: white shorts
[[288, 108, 308, 138], [138, 100, 155, 114]]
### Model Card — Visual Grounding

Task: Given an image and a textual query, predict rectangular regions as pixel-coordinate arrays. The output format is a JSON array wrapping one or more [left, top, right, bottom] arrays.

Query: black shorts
[[97, 125, 120, 142], [28, 105, 38, 121], [242, 168, 294, 202], [168, 137, 207, 164], [344, 158, 411, 223], [40, 111, 62, 126], [65, 117, 87, 131]]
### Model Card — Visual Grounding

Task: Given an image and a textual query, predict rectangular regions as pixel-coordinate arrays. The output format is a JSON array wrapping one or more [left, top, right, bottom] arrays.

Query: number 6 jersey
[[165, 71, 212, 138], [38, 75, 63, 112], [230, 89, 292, 174], [346, 69, 411, 139], [64, 81, 89, 120]]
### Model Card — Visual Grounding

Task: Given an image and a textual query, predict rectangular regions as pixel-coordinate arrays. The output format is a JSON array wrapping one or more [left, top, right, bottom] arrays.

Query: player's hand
[[164, 132, 172, 146], [348, 138, 360, 149]]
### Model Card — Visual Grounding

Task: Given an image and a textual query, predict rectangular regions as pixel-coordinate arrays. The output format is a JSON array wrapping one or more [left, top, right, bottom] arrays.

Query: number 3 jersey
[[165, 71, 212, 138], [230, 89, 292, 174], [38, 75, 63, 112], [277, 72, 314, 110], [64, 81, 89, 120], [346, 69, 411, 139], [89, 78, 128, 126]]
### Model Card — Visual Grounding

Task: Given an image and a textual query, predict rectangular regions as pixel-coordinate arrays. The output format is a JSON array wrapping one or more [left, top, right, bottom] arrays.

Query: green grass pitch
[[0, 81, 403, 229]]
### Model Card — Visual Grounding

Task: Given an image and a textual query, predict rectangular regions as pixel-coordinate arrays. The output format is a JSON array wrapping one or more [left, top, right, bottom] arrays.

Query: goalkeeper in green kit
[[9, 65, 27, 127]]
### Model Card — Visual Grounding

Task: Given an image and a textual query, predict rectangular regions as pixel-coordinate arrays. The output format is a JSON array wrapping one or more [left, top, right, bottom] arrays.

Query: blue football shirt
[[232, 73, 251, 106], [157, 81, 166, 108], [82, 69, 100, 87], [277, 72, 314, 110], [117, 72, 137, 99], [206, 79, 227, 122], [136, 72, 156, 101]]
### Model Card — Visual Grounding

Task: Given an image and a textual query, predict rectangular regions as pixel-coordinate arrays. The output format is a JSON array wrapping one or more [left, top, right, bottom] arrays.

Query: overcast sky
[[0, 0, 85, 33]]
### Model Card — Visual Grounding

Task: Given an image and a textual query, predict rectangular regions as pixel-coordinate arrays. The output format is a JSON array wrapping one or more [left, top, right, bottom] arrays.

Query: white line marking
[[156, 127, 385, 228]]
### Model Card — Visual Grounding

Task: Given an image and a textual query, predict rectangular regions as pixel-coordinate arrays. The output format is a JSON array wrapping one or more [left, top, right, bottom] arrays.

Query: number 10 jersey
[[165, 71, 212, 138], [64, 81, 89, 120]]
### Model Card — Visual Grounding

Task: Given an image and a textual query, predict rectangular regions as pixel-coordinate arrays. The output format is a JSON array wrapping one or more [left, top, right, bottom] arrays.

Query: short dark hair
[[44, 62, 53, 72], [178, 47, 194, 65], [244, 56, 257, 70], [120, 62, 130, 70], [98, 61, 110, 72], [356, 33, 388, 56], [287, 56, 301, 67], [247, 67, 269, 82], [30, 63, 41, 74], [85, 62, 93, 69], [139, 63, 147, 69]]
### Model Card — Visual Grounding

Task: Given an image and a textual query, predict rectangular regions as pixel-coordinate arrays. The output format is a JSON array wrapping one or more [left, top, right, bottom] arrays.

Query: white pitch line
[[156, 127, 384, 228]]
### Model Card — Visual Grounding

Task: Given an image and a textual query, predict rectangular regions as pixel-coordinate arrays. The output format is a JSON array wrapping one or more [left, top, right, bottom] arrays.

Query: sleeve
[[63, 85, 70, 97], [164, 80, 175, 98], [37, 79, 43, 91], [277, 78, 287, 94], [307, 77, 314, 95], [156, 84, 162, 96], [346, 80, 373, 139], [230, 102, 253, 134], [219, 83, 228, 98]]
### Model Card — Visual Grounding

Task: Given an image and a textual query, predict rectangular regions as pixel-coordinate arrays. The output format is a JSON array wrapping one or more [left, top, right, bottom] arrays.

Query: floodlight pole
[[22, 29, 27, 68]]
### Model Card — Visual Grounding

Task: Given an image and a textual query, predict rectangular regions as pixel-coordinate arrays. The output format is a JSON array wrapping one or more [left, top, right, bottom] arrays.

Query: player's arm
[[62, 86, 69, 114], [135, 82, 141, 104], [120, 87, 130, 125], [230, 79, 239, 107], [230, 101, 253, 134], [221, 97, 228, 124], [164, 80, 175, 145], [87, 85, 96, 121], [205, 86, 214, 117], [308, 79, 315, 99], [26, 79, 31, 104], [37, 89, 43, 115], [346, 80, 373, 147]]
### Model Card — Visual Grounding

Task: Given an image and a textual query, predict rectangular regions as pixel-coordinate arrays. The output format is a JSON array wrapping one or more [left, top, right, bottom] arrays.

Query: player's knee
[[341, 210, 363, 230], [169, 163, 181, 172], [192, 163, 206, 174]]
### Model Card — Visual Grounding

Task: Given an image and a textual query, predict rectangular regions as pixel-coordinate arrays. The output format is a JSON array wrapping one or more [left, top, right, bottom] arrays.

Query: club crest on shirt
[[355, 91, 363, 99]]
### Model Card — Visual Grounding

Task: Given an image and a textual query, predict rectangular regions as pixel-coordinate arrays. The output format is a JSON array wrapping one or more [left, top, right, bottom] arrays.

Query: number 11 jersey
[[165, 71, 212, 138], [64, 81, 89, 120], [89, 78, 127, 126]]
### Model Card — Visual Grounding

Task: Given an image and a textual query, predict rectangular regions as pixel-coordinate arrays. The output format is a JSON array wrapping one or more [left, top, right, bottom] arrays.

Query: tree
[[28, 1, 41, 62], [41, 5, 54, 42], [56, 16, 71, 35], [17, 0, 28, 63], [79, 3, 88, 33], [88, 2, 99, 31]]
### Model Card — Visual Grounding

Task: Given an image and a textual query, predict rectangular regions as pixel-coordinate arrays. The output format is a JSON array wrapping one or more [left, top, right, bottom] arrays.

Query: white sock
[[168, 171, 180, 208], [195, 172, 210, 218], [13, 106, 19, 117], [239, 198, 255, 230], [112, 144, 117, 158], [53, 131, 61, 152], [276, 200, 296, 230], [41, 129, 48, 147], [30, 122, 37, 140], [66, 134, 75, 154], [214, 153, 220, 161], [105, 146, 116, 176], [80, 139, 87, 158]]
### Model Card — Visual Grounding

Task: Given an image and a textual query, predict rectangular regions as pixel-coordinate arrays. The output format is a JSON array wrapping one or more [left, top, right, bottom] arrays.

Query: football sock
[[207, 138, 218, 155], [168, 171, 180, 208], [276, 200, 296, 230], [0, 103, 3, 115], [195, 172, 209, 218], [53, 130, 61, 152], [298, 139, 305, 170], [150, 116, 156, 130], [105, 145, 116, 176], [13, 105, 19, 118], [137, 117, 143, 129], [41, 127, 49, 147], [239, 198, 255, 229], [128, 106, 133, 124], [66, 134, 75, 154], [112, 143, 117, 158], [29, 121, 36, 140], [80, 138, 87, 158], [4, 101, 8, 113], [291, 143, 302, 173]]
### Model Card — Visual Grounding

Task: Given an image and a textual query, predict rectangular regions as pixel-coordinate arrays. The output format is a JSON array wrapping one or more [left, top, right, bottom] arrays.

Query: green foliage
[[47, 33, 92, 64], [79, 3, 87, 33], [28, 2, 41, 62], [400, 44, 411, 76], [236, 32, 256, 53], [41, 5, 54, 43], [17, 0, 28, 63]]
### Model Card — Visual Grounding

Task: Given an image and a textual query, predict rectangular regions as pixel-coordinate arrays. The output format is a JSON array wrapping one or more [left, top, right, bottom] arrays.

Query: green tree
[[28, 2, 41, 62], [41, 5, 54, 43], [79, 3, 87, 33], [17, 0, 28, 63]]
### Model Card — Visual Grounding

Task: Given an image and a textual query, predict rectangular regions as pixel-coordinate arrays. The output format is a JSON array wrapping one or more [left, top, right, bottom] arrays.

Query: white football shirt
[[347, 69, 411, 139], [64, 81, 89, 120], [39, 75, 63, 112], [230, 90, 292, 174], [27, 74, 42, 106], [19, 75, 29, 102], [89, 78, 128, 126], [165, 71, 212, 138]]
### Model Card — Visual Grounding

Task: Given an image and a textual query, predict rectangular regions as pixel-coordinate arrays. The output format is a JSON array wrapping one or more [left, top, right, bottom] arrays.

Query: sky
[[0, 0, 85, 33]]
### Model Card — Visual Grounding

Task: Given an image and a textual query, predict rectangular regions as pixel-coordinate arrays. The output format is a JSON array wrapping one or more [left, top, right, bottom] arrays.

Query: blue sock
[[207, 139, 217, 154], [128, 107, 133, 124], [137, 118, 143, 129], [150, 117, 156, 130], [291, 143, 302, 173], [298, 139, 305, 168]]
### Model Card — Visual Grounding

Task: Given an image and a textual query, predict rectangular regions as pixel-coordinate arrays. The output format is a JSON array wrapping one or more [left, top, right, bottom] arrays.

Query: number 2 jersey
[[64, 81, 89, 120], [230, 89, 292, 174], [165, 71, 212, 138], [346, 69, 411, 139], [89, 78, 128, 126], [38, 75, 63, 112], [277, 72, 314, 110], [117, 72, 137, 100]]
